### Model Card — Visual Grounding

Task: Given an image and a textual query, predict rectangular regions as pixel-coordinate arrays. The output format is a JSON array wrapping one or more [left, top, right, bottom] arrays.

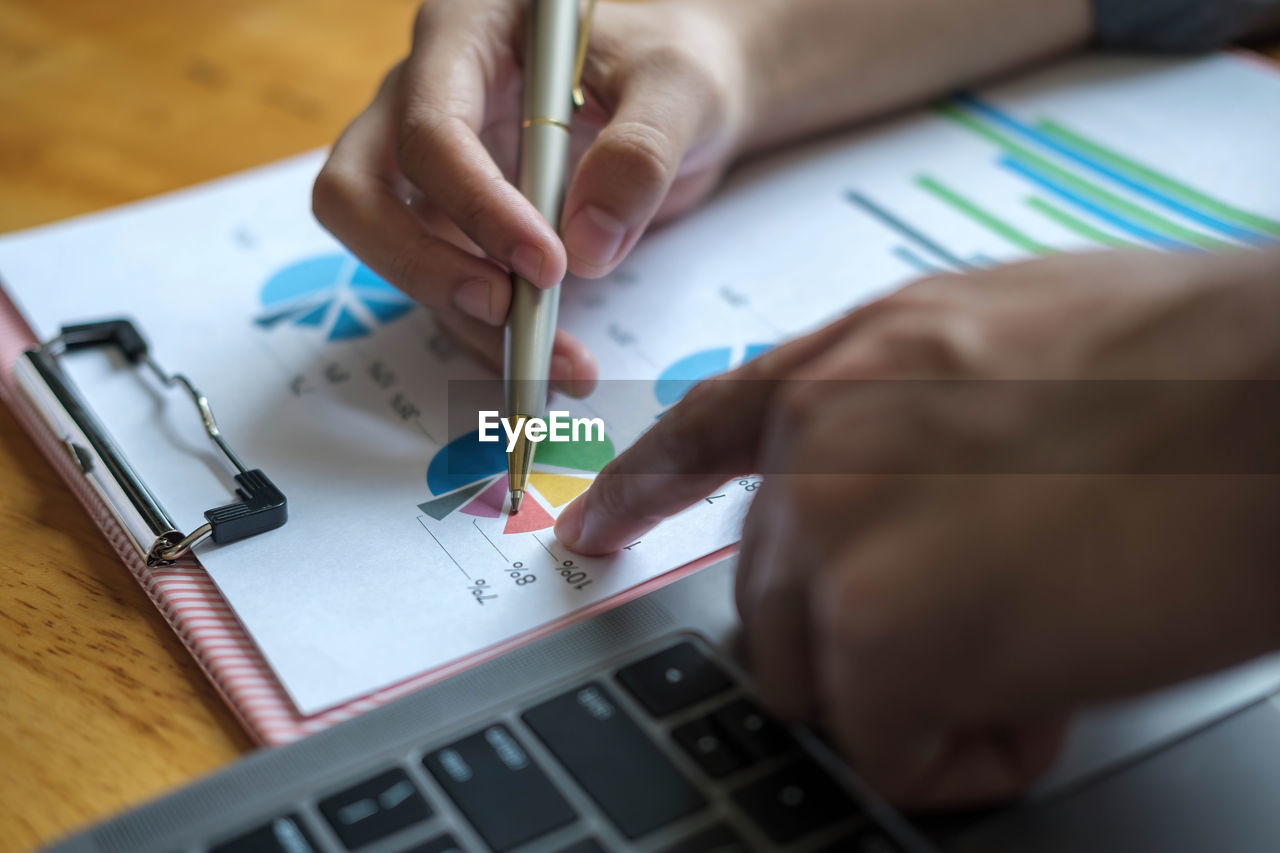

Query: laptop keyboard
[[206, 637, 913, 853]]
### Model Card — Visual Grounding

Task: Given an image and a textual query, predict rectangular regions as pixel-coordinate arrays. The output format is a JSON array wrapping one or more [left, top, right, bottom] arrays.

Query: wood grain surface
[[0, 3, 1276, 851], [0, 2, 417, 851]]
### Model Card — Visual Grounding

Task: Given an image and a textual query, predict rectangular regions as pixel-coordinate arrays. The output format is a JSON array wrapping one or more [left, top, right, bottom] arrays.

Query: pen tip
[[510, 490, 523, 514]]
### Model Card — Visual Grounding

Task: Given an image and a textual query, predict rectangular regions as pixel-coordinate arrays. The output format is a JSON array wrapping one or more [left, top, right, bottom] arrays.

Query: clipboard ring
[[21, 318, 287, 566]]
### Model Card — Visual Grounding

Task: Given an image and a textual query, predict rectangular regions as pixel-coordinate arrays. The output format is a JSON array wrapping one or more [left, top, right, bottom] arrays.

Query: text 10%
[[560, 560, 593, 591]]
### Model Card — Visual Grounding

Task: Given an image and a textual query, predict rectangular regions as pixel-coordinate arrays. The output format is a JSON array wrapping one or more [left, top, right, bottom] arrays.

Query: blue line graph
[[893, 246, 946, 275], [957, 94, 1268, 245], [1001, 157, 1193, 251]]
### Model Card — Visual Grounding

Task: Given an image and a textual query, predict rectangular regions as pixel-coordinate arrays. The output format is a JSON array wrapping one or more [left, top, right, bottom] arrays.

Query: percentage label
[[369, 360, 396, 389], [738, 478, 761, 493], [468, 579, 497, 605], [559, 560, 592, 591], [390, 392, 421, 421], [324, 362, 351, 384], [427, 332, 459, 361], [508, 562, 536, 586], [289, 375, 314, 397]]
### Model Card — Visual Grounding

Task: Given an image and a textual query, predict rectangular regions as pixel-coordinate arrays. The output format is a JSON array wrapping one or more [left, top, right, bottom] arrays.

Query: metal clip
[[571, 0, 598, 110], [22, 318, 287, 565]]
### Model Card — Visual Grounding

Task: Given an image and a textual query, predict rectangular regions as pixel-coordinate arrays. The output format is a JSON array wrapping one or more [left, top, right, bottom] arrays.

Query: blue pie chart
[[256, 254, 414, 341], [654, 343, 775, 408]]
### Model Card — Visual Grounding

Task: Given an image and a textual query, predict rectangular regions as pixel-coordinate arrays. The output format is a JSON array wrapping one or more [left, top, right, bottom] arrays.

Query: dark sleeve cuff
[[1093, 0, 1280, 51]]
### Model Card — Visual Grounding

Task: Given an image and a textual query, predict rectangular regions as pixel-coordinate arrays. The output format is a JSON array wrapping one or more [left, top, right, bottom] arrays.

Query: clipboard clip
[[571, 0, 598, 110], [20, 318, 287, 566]]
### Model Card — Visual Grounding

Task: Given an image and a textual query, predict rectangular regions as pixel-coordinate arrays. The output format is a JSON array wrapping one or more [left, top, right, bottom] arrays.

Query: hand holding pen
[[312, 0, 1090, 392], [311, 0, 753, 395]]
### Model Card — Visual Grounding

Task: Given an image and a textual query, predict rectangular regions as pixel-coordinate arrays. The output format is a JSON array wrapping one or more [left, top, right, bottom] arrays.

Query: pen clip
[[571, 0, 598, 110]]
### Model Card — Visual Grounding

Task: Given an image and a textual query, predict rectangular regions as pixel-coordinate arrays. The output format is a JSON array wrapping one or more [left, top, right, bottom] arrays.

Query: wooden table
[[0, 3, 1276, 850], [0, 3, 418, 850]]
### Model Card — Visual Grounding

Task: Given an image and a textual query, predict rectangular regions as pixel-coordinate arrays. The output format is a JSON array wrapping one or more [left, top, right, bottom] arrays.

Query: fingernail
[[453, 279, 498, 324], [564, 205, 626, 270], [555, 496, 586, 548], [511, 243, 547, 286]]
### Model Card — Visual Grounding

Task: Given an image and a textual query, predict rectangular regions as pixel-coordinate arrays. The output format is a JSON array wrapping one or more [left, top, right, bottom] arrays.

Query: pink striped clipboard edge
[[0, 283, 736, 746]]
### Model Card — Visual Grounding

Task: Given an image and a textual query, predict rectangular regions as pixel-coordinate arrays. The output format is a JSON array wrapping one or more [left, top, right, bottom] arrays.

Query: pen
[[506, 0, 595, 513]]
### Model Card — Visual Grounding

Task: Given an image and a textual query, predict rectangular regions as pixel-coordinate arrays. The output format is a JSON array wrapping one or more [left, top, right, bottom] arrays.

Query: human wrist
[[665, 0, 762, 161], [702, 0, 1094, 154], [662, 0, 812, 157]]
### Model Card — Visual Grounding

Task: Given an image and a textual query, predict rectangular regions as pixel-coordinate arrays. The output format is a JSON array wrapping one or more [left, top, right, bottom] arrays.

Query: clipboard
[[0, 284, 734, 744], [10, 49, 1273, 746], [0, 295, 310, 742]]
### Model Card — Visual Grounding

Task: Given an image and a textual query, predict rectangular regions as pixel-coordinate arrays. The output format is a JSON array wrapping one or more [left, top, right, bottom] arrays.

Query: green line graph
[[854, 92, 1275, 278], [916, 176, 1054, 256], [937, 104, 1232, 251], [1026, 197, 1140, 250], [1035, 120, 1280, 238]]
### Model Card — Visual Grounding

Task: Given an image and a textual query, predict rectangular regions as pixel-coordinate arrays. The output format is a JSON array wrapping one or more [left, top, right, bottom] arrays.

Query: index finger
[[555, 315, 860, 554]]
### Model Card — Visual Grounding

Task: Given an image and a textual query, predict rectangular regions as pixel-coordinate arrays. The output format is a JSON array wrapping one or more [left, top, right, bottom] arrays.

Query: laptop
[[41, 555, 1280, 852]]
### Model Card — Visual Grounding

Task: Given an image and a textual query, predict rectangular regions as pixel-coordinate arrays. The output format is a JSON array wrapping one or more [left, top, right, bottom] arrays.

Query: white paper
[[2, 54, 1277, 715]]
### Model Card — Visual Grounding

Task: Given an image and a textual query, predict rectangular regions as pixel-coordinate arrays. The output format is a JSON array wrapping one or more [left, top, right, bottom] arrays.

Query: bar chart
[[849, 94, 1279, 276]]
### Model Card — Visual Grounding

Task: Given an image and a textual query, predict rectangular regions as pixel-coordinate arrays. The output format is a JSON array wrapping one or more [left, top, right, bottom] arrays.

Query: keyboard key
[[318, 768, 432, 850], [424, 724, 576, 851], [523, 682, 706, 839], [555, 839, 607, 853], [672, 716, 745, 778], [713, 698, 794, 761], [615, 642, 732, 717], [399, 836, 465, 853], [660, 823, 752, 853], [732, 759, 859, 845], [210, 814, 316, 853]]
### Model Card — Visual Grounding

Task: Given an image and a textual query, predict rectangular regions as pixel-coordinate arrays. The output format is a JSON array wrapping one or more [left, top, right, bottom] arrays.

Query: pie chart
[[419, 430, 615, 534], [255, 253, 414, 341], [654, 343, 775, 408]]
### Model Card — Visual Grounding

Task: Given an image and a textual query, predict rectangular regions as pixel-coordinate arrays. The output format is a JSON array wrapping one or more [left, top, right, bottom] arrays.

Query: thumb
[[560, 75, 710, 277]]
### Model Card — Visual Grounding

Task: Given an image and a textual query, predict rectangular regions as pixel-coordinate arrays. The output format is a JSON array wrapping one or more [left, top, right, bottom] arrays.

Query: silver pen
[[505, 0, 596, 513]]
